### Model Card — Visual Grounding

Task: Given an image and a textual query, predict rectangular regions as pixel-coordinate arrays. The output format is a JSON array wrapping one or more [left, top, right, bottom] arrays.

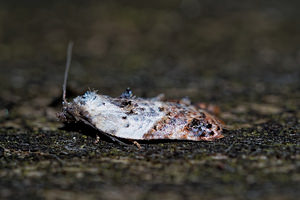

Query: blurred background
[[1, 0, 299, 129], [0, 1, 299, 199], [1, 0, 299, 98]]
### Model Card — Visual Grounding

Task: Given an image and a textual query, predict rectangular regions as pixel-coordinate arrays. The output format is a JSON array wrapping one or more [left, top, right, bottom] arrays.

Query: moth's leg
[[94, 135, 100, 144], [133, 141, 142, 149], [95, 132, 129, 146], [108, 135, 129, 146]]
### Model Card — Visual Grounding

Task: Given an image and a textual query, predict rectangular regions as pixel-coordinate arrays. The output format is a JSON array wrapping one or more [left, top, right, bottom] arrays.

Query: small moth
[[58, 42, 224, 144]]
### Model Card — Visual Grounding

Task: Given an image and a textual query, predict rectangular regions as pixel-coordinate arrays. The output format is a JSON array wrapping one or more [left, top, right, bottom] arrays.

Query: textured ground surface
[[0, 1, 299, 200]]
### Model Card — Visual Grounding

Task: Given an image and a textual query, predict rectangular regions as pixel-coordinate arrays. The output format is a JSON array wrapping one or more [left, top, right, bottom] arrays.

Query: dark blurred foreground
[[0, 1, 299, 199]]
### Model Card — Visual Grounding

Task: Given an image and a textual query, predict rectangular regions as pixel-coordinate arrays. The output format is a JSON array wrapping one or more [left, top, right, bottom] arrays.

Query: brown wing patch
[[143, 103, 223, 141]]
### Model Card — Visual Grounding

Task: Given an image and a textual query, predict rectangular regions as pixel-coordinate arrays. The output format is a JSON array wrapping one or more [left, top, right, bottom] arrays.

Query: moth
[[58, 42, 224, 145]]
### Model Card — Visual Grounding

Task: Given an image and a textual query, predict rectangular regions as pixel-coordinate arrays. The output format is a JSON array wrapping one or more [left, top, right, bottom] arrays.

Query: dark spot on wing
[[120, 100, 132, 107], [190, 118, 201, 127], [199, 112, 206, 118], [138, 107, 145, 111], [150, 108, 155, 113], [126, 109, 136, 115]]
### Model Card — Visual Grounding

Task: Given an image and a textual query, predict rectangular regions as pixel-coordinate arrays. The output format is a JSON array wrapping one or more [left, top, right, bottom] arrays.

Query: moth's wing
[[70, 109, 128, 145], [143, 104, 224, 141]]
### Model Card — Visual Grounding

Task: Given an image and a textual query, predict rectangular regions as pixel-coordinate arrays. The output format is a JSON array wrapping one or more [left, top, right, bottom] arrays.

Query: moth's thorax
[[60, 91, 223, 141]]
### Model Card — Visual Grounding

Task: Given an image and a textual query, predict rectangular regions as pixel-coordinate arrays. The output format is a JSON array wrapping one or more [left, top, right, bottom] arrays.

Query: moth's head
[[57, 101, 80, 123], [58, 92, 96, 123], [57, 102, 71, 122]]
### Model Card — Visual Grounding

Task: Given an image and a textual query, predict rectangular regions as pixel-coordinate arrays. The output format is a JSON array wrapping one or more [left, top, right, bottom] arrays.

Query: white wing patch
[[73, 92, 165, 140]]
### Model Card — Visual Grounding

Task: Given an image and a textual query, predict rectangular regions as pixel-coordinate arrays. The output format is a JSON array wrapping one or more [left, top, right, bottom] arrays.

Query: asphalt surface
[[0, 1, 299, 199]]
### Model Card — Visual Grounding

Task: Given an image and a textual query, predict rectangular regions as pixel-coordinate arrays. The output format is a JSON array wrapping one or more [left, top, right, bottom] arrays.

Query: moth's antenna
[[62, 41, 74, 103]]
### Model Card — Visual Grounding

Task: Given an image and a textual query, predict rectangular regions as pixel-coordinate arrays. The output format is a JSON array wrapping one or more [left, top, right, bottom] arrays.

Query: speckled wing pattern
[[60, 91, 223, 141]]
